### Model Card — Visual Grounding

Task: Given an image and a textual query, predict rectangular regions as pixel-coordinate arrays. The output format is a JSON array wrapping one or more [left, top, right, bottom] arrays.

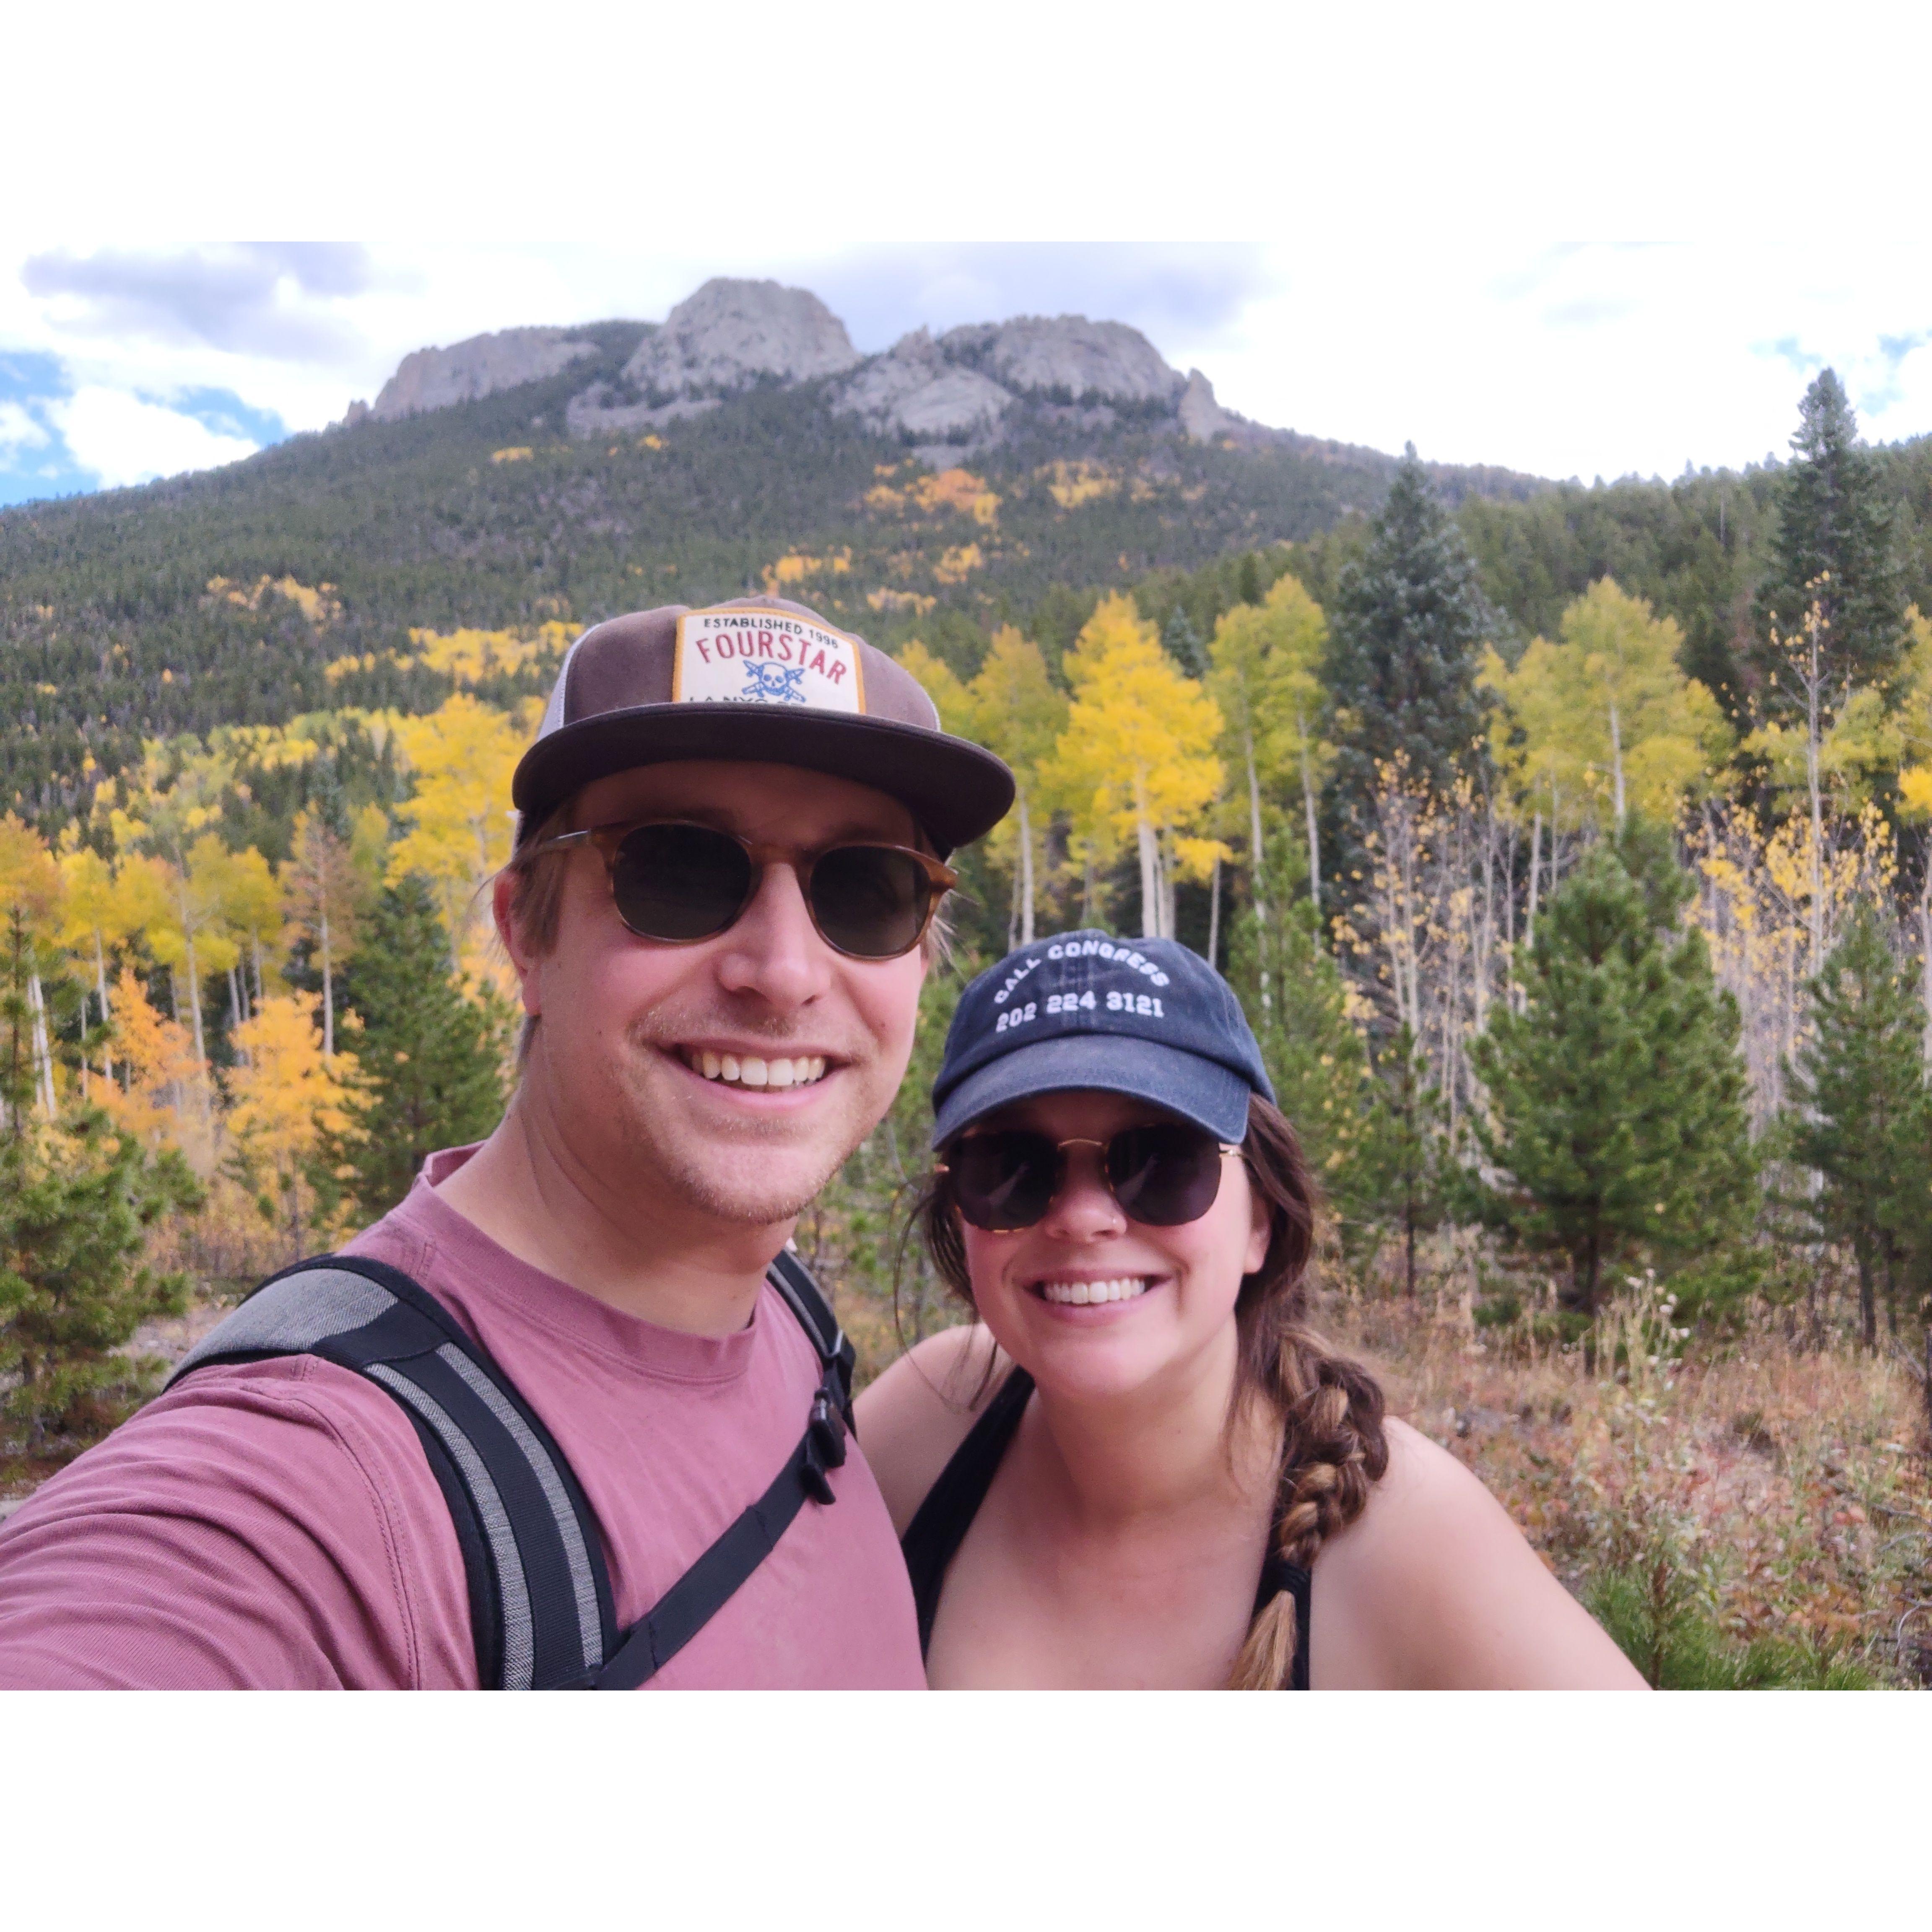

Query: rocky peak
[[940, 315, 1184, 406], [834, 329, 1013, 441], [623, 278, 860, 398], [371, 327, 598, 422]]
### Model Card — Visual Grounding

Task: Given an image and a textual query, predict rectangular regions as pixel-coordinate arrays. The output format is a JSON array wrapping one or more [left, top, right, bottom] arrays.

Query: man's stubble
[[602, 1007, 902, 1228]]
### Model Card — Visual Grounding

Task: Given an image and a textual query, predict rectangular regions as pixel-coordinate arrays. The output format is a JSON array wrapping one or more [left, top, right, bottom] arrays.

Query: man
[[0, 596, 1013, 1688]]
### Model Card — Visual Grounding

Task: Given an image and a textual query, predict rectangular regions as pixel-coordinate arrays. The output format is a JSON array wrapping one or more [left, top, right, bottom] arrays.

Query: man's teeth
[[1040, 1278, 1150, 1306], [689, 1050, 828, 1091]]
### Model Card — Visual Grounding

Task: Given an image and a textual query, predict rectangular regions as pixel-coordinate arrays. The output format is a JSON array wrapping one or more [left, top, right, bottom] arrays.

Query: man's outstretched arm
[[0, 1358, 473, 1690]]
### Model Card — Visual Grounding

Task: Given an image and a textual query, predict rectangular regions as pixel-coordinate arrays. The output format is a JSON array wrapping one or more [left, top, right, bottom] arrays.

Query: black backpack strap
[[571, 1249, 852, 1690], [169, 1256, 617, 1690], [766, 1244, 856, 1428], [170, 1247, 854, 1691]]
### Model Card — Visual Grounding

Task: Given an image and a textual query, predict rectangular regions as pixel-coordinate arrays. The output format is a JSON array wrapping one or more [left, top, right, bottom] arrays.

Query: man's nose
[[712, 861, 834, 1012]]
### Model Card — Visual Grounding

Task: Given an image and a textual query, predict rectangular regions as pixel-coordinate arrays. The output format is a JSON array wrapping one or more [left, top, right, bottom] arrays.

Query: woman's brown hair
[[917, 1091, 1388, 1689]]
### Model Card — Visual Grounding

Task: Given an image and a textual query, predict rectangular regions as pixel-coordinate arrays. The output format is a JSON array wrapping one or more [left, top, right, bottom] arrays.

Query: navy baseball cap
[[930, 931, 1275, 1149]]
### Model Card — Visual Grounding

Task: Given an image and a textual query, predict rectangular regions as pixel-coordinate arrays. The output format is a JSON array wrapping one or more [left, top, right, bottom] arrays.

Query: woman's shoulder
[[1309, 1417, 1645, 1689], [854, 1323, 1015, 1538]]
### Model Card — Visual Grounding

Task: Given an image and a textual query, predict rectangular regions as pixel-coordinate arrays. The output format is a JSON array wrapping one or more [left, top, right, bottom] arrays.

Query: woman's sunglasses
[[937, 1122, 1239, 1232], [524, 820, 956, 961]]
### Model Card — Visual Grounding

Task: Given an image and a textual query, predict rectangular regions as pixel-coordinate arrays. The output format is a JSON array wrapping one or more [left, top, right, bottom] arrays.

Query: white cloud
[[0, 402, 50, 454], [48, 386, 257, 489]]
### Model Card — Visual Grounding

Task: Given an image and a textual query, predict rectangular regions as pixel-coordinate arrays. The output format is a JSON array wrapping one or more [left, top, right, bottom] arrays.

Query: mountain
[[0, 277, 1564, 824]]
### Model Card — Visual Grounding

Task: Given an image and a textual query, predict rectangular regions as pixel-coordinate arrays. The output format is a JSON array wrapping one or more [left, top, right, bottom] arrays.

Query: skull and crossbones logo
[[742, 660, 809, 703]]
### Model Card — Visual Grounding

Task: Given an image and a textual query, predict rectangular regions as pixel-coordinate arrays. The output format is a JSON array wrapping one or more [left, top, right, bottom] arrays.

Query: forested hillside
[[0, 330, 1540, 824]]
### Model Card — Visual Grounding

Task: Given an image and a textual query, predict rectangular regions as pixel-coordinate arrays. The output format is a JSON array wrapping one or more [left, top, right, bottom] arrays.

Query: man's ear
[[493, 871, 542, 1018]]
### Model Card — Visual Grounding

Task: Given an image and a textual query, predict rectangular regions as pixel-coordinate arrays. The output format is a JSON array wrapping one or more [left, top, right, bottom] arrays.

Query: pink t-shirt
[[0, 1148, 924, 1689]]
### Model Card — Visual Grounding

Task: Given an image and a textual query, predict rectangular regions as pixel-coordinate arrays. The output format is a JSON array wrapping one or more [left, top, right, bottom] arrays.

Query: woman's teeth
[[1040, 1277, 1150, 1306], [686, 1049, 828, 1091]]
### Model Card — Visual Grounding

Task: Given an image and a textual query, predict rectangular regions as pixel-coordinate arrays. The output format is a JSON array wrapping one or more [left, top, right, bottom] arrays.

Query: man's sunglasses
[[523, 819, 956, 961], [937, 1122, 1239, 1232]]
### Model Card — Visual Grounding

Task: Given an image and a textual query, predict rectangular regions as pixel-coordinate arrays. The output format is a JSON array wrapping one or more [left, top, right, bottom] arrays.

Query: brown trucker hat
[[511, 596, 1015, 855]]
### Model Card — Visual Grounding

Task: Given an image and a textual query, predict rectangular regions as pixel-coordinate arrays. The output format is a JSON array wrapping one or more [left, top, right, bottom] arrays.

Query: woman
[[858, 932, 1642, 1689]]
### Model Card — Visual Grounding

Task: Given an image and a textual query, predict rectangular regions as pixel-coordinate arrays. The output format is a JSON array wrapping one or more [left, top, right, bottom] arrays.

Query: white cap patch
[[673, 607, 866, 713]]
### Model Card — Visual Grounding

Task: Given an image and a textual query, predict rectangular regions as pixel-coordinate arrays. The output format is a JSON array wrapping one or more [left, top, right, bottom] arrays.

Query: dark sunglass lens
[[610, 824, 753, 941], [949, 1132, 1062, 1231], [1106, 1123, 1225, 1226], [810, 846, 930, 959]]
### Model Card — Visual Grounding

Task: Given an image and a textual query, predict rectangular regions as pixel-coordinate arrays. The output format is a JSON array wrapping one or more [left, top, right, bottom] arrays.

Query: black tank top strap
[[1254, 1551, 1314, 1690], [899, 1365, 1312, 1688], [900, 1366, 1034, 1656]]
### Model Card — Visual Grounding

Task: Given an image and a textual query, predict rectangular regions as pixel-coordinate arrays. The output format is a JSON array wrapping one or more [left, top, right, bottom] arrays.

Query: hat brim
[[930, 1033, 1255, 1149], [512, 704, 1015, 857]]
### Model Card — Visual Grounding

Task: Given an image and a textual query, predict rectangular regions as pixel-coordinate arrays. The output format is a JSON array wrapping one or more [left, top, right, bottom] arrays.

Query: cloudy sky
[[6, 3, 1927, 509]]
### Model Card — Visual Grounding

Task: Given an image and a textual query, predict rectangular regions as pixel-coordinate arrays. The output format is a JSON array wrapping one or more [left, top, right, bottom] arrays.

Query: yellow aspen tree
[[388, 693, 531, 969], [283, 810, 369, 1059], [99, 969, 203, 1153], [1210, 573, 1331, 910], [55, 844, 130, 1091], [226, 993, 361, 1261], [1046, 595, 1225, 940], [1484, 578, 1728, 943], [210, 843, 282, 1029], [0, 816, 64, 1119], [109, 740, 235, 1073], [902, 632, 1069, 946], [968, 628, 1067, 947]]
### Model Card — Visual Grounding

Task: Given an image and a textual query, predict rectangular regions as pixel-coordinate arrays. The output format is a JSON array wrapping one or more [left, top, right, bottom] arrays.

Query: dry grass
[[1322, 1271, 1932, 1685]]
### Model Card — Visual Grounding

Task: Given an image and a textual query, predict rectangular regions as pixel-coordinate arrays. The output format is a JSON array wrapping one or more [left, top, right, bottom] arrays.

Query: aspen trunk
[[1017, 789, 1036, 947], [320, 904, 335, 1060], [1805, 622, 1826, 977], [1135, 774, 1161, 939], [1527, 811, 1542, 950], [94, 928, 112, 1084], [28, 971, 55, 1119], [1294, 708, 1321, 912], [184, 936, 207, 1070], [1246, 730, 1270, 1016], [1608, 698, 1626, 830], [1207, 852, 1221, 969]]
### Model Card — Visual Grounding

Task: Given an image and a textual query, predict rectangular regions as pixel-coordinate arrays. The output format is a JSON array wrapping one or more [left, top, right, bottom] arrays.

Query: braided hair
[[918, 1093, 1388, 1690]]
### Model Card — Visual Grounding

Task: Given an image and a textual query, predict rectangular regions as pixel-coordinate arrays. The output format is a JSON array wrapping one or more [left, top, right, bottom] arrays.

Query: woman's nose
[[1040, 1144, 1126, 1241]]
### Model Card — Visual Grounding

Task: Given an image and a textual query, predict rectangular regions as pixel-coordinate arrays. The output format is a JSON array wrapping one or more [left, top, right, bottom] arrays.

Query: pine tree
[[1324, 449, 1493, 866], [1161, 605, 1209, 678], [0, 908, 201, 1457], [1754, 370, 1906, 691], [1470, 828, 1755, 1315], [1354, 1022, 1451, 1295], [1227, 881, 1373, 1215], [1784, 903, 1927, 1350], [322, 878, 508, 1221]]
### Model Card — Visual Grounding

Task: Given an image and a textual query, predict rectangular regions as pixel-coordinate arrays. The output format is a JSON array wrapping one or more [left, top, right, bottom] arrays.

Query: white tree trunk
[[1017, 789, 1035, 948], [28, 971, 55, 1119], [1527, 811, 1543, 950], [1294, 707, 1321, 912], [320, 904, 335, 1060], [1207, 853, 1222, 969], [1609, 698, 1626, 830], [1246, 731, 1270, 1016], [1137, 810, 1161, 940], [94, 928, 112, 1084]]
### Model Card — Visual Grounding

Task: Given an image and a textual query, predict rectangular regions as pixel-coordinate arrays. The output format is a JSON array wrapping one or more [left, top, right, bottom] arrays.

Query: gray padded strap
[[437, 1345, 602, 1675], [366, 1362, 538, 1691], [173, 1267, 396, 1381]]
